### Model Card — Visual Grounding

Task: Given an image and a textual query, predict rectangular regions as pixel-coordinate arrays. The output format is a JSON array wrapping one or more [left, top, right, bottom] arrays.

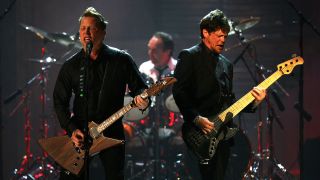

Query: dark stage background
[[1, 0, 319, 179]]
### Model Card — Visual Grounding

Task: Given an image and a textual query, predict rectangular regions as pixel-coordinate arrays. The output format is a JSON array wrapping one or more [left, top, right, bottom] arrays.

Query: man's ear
[[202, 29, 209, 38]]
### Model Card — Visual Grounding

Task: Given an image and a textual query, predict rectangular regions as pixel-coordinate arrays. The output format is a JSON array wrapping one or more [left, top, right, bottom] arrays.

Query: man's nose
[[86, 27, 91, 34]]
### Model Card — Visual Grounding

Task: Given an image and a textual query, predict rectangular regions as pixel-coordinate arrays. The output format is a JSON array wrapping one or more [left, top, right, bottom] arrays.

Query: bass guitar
[[182, 56, 304, 162]]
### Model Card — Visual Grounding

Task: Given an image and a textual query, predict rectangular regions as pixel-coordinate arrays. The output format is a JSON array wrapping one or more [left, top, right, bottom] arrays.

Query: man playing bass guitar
[[172, 9, 266, 180]]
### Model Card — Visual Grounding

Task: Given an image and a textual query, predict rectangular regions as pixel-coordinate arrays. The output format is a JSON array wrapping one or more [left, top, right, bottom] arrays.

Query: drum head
[[123, 95, 149, 121], [165, 94, 180, 112], [225, 130, 252, 179]]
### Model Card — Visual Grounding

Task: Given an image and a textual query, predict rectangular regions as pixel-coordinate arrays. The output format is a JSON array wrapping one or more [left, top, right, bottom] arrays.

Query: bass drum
[[225, 130, 252, 180], [123, 122, 149, 178]]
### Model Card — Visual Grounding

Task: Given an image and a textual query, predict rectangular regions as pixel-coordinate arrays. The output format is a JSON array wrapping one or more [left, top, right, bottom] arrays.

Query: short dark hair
[[79, 7, 108, 31], [200, 9, 230, 38], [153, 32, 174, 56]]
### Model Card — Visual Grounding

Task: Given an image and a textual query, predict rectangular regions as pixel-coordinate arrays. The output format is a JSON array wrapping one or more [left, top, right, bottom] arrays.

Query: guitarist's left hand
[[251, 87, 267, 107], [134, 95, 149, 110]]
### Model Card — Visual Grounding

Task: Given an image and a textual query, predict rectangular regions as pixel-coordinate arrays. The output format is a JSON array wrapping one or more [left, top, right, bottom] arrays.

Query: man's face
[[202, 29, 228, 54], [79, 16, 105, 50], [148, 36, 170, 67]]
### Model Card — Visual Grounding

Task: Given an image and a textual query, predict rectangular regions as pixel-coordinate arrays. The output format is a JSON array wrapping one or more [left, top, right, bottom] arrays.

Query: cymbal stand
[[244, 97, 294, 179], [12, 92, 34, 177], [243, 64, 293, 179], [32, 47, 60, 179]]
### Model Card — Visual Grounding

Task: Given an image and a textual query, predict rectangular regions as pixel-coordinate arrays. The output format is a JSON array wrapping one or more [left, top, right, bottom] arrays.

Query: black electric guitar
[[182, 56, 304, 162], [38, 77, 176, 175]]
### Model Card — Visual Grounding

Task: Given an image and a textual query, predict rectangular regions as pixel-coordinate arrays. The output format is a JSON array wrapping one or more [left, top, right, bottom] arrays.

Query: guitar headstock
[[145, 77, 177, 97], [277, 56, 304, 75]]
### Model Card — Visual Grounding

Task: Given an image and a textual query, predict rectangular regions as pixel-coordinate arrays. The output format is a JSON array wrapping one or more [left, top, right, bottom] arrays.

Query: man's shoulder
[[219, 54, 232, 66], [63, 51, 82, 66], [178, 43, 202, 59], [139, 60, 154, 72], [182, 43, 202, 54], [103, 45, 131, 57]]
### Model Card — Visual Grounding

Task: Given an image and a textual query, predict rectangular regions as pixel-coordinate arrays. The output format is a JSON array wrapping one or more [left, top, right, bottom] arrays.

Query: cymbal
[[20, 23, 82, 49], [224, 34, 266, 52], [228, 17, 260, 35], [27, 56, 63, 65]]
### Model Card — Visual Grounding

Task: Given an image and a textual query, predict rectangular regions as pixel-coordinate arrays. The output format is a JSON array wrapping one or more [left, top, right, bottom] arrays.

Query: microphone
[[86, 41, 93, 58]]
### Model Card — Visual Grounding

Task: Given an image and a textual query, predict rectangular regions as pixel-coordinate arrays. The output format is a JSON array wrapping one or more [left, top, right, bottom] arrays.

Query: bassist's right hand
[[72, 129, 84, 148], [194, 116, 214, 135]]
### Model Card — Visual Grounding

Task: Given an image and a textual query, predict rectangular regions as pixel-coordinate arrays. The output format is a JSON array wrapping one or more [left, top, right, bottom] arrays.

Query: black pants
[[198, 140, 231, 180], [59, 144, 125, 180]]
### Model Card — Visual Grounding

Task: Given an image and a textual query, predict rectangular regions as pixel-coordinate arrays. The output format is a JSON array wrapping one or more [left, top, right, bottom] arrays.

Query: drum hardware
[[123, 75, 190, 179], [242, 63, 293, 179], [6, 46, 60, 179], [229, 24, 295, 178]]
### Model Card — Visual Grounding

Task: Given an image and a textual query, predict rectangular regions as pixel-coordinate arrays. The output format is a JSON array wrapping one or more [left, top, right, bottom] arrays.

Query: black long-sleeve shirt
[[53, 44, 147, 139]]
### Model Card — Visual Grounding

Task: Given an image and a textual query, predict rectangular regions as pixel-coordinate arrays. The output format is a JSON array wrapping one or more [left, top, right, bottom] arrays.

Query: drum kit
[[5, 24, 81, 180], [122, 72, 188, 179], [6, 16, 291, 179]]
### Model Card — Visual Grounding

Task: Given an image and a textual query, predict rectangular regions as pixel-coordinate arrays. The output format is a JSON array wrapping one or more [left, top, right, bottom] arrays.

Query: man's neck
[[154, 57, 171, 69], [90, 44, 103, 60]]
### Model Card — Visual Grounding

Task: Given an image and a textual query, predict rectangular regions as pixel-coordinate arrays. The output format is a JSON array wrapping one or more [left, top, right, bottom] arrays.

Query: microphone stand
[[83, 42, 92, 180], [285, 1, 320, 179]]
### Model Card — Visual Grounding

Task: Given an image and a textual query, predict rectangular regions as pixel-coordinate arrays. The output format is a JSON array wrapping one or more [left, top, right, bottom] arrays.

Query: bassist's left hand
[[251, 87, 267, 106]]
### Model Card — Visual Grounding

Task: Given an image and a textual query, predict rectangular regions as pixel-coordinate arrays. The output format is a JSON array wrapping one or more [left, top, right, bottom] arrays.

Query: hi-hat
[[228, 17, 260, 35], [28, 56, 63, 65], [20, 23, 82, 49]]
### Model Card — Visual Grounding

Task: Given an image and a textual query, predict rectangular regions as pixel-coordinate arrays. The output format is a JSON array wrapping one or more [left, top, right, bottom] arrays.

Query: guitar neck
[[96, 103, 133, 134], [90, 77, 176, 136], [218, 70, 283, 122]]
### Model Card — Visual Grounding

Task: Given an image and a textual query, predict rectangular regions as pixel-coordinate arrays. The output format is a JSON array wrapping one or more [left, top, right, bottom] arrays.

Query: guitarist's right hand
[[194, 116, 215, 134], [72, 129, 84, 148]]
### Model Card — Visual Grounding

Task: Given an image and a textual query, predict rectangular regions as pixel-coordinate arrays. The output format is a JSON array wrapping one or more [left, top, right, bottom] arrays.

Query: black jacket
[[173, 42, 234, 124], [53, 44, 147, 140]]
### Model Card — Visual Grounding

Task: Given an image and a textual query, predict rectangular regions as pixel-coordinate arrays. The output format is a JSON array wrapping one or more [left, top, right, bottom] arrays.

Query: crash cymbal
[[228, 17, 260, 35], [50, 32, 82, 49], [224, 34, 266, 52], [20, 23, 82, 49]]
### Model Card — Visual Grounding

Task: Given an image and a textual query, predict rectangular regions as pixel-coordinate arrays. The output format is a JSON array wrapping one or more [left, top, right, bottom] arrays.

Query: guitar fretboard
[[218, 70, 283, 122], [96, 103, 133, 133]]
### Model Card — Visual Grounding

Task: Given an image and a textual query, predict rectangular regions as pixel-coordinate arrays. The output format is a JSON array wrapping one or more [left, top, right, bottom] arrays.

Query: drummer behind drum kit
[[122, 72, 188, 179], [9, 16, 291, 179]]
